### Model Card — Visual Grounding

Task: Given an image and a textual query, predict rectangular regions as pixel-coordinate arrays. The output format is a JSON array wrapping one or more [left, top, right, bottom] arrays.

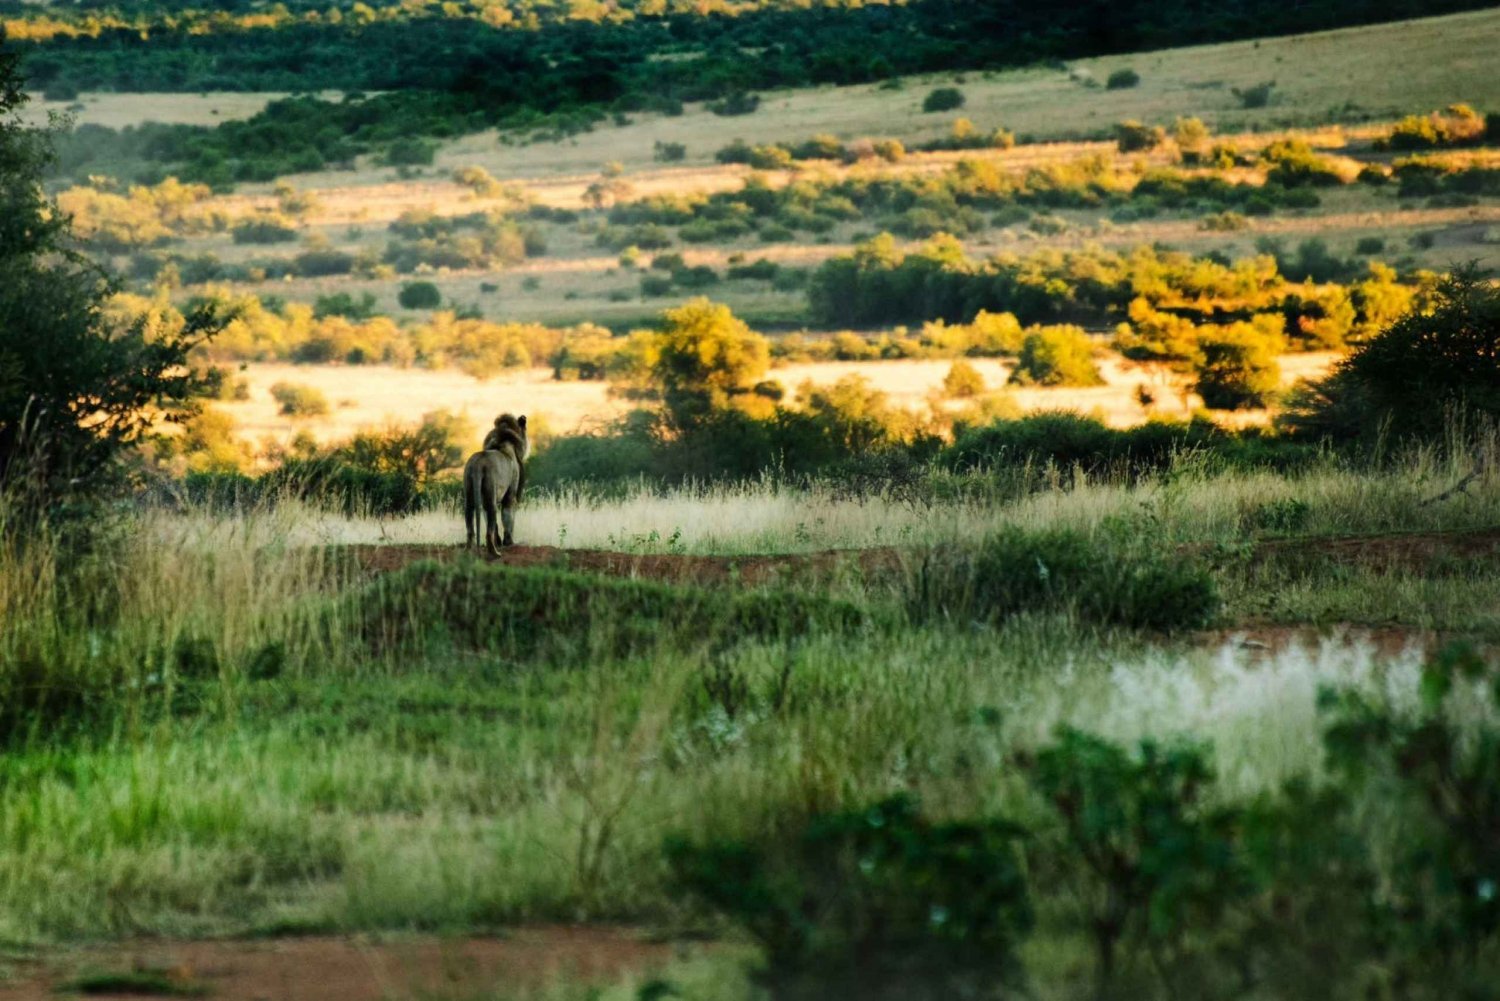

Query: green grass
[[1, 446, 1498, 993]]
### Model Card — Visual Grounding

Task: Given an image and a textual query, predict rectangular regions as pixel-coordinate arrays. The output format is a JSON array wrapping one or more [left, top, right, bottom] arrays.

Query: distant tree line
[[17, 0, 1498, 183]]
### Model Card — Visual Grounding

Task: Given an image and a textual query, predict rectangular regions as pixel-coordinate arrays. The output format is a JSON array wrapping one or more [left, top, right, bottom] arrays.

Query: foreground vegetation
[[4, 436, 1500, 999], [5, 12, 1500, 1000]]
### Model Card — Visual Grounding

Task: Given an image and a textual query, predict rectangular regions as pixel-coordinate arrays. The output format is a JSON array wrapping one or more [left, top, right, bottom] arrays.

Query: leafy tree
[[1115, 119, 1166, 152], [335, 410, 470, 486], [398, 281, 442, 310], [1194, 320, 1283, 410], [651, 299, 770, 427], [942, 359, 986, 398], [1320, 642, 1500, 986], [1280, 266, 1500, 441], [269, 382, 329, 417], [0, 50, 219, 501], [667, 794, 1032, 999], [1010, 326, 1104, 387], [922, 87, 965, 113], [1021, 729, 1249, 996]]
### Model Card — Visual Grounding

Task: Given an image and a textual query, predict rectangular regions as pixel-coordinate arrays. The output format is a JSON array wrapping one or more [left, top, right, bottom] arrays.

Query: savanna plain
[[3, 1, 1500, 998]]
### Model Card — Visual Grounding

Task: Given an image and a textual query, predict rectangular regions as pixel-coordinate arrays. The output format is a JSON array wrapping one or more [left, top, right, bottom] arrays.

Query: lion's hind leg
[[482, 467, 503, 557]]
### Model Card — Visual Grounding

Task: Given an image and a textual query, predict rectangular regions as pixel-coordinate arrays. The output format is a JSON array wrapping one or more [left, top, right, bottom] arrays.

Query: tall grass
[[259, 434, 1500, 554], [1, 436, 1497, 945]]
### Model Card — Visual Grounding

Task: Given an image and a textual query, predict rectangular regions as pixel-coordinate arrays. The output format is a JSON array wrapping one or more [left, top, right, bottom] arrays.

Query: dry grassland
[[220, 350, 1340, 451], [20, 89, 348, 128]]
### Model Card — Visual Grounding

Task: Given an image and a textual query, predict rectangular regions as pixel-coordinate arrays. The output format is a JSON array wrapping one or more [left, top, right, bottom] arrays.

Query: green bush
[[653, 141, 687, 162], [1280, 266, 1500, 442], [383, 137, 436, 166], [1106, 68, 1141, 89], [942, 359, 986, 398], [290, 248, 354, 277], [352, 560, 870, 662], [922, 87, 965, 113], [908, 527, 1219, 631], [231, 216, 298, 244], [666, 794, 1031, 1000], [1021, 729, 1248, 995], [1115, 119, 1166, 152], [1009, 326, 1104, 387], [640, 274, 674, 297], [708, 92, 761, 116], [1195, 322, 1283, 410], [269, 381, 329, 417], [944, 412, 1234, 477], [398, 281, 442, 310], [1233, 81, 1275, 108]]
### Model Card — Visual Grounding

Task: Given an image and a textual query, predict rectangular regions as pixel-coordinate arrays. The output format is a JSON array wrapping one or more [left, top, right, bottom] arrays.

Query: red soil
[[0, 927, 673, 1001]]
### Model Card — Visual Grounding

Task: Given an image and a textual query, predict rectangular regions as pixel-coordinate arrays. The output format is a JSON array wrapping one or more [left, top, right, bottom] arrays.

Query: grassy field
[[7, 8, 1500, 998], [221, 350, 1341, 449], [4, 432, 1500, 996]]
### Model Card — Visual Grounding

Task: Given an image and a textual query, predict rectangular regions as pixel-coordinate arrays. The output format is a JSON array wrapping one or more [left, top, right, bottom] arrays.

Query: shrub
[[908, 526, 1219, 631], [922, 87, 965, 113], [384, 137, 436, 166], [1318, 643, 1500, 984], [1115, 120, 1166, 152], [290, 248, 354, 277], [1260, 138, 1344, 187], [1106, 68, 1140, 89], [1232, 81, 1275, 108], [452, 165, 505, 197], [1199, 211, 1248, 231], [653, 140, 687, 162], [1354, 236, 1385, 255], [313, 291, 378, 320], [1009, 326, 1103, 387], [942, 359, 986, 398], [640, 274, 674, 297], [269, 381, 329, 417], [666, 794, 1031, 999], [231, 216, 298, 244], [398, 281, 442, 310], [1020, 729, 1247, 995], [1194, 321, 1283, 410], [1172, 116, 1211, 151], [708, 92, 761, 117], [942, 412, 1253, 479], [1380, 105, 1486, 151], [1281, 266, 1500, 442]]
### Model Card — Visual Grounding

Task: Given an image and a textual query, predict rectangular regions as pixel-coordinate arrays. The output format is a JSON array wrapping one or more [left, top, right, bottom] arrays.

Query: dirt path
[[338, 541, 906, 587], [338, 526, 1500, 588], [0, 927, 672, 1001]]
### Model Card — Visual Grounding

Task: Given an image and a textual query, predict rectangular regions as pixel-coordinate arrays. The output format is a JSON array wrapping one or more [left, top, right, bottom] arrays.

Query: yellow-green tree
[[652, 298, 770, 427]]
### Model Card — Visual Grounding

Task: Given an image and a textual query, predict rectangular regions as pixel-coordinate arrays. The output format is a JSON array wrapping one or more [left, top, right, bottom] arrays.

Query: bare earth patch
[[0, 927, 671, 1001], [339, 526, 1500, 587]]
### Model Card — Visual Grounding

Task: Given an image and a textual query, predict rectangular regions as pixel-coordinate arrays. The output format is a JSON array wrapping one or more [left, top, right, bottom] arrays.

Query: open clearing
[[20, 90, 348, 128], [222, 351, 1341, 448]]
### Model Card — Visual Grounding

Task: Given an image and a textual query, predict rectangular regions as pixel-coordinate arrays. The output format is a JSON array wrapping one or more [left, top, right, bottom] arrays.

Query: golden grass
[[220, 349, 1341, 453]]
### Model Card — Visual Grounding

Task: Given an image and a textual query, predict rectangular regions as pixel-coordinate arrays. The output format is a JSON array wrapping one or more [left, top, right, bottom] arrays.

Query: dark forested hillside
[[11, 0, 1496, 96], [13, 0, 1498, 187]]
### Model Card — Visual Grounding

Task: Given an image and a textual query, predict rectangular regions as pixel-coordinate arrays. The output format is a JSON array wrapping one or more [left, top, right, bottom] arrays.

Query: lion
[[464, 414, 529, 555]]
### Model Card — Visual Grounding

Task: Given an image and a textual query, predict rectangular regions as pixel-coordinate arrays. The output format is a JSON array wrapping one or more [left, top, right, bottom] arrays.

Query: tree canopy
[[0, 48, 219, 502]]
